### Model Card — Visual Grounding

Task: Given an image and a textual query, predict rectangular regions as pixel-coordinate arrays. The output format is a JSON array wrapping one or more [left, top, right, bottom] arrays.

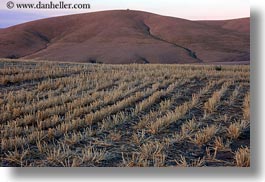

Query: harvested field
[[0, 59, 250, 167]]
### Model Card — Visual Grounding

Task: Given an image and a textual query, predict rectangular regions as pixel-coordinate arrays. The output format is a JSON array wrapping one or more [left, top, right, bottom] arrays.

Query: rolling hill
[[0, 10, 250, 64]]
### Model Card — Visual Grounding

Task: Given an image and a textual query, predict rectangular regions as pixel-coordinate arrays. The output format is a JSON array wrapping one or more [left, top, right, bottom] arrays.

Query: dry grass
[[181, 118, 198, 134], [243, 92, 250, 120], [191, 125, 218, 146], [0, 60, 249, 167], [204, 82, 230, 113], [175, 155, 205, 167], [214, 137, 227, 150], [226, 119, 249, 139], [234, 147, 250, 167], [140, 141, 166, 159], [227, 122, 242, 139], [120, 140, 167, 167], [80, 146, 107, 164]]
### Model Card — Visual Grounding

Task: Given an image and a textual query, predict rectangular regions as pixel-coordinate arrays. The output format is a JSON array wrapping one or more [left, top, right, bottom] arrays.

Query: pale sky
[[0, 0, 250, 28]]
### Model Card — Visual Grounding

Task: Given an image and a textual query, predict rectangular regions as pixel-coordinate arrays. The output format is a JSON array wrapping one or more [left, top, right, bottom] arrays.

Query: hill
[[0, 10, 250, 64]]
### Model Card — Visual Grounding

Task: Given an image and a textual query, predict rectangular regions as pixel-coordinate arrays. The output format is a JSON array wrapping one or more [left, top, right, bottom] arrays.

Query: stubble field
[[0, 59, 250, 167]]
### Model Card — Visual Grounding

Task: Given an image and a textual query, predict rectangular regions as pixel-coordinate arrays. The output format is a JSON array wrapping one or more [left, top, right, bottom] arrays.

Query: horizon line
[[0, 9, 250, 29]]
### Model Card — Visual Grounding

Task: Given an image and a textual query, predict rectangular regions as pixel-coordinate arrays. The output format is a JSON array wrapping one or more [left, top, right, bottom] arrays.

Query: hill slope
[[198, 17, 250, 33], [0, 10, 250, 64]]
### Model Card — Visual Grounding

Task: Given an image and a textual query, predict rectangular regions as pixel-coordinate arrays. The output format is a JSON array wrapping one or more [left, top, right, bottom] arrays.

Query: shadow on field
[[10, 10, 262, 180]]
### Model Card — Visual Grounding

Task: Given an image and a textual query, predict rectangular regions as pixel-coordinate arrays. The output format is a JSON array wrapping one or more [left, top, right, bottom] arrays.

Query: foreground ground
[[0, 59, 250, 167]]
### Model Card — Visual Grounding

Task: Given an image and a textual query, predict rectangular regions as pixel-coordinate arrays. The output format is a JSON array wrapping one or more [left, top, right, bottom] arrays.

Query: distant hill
[[198, 18, 250, 33], [0, 10, 250, 64]]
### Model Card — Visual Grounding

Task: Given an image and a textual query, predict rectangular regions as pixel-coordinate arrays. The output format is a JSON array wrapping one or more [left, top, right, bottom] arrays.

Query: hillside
[[0, 10, 250, 64], [198, 17, 250, 33]]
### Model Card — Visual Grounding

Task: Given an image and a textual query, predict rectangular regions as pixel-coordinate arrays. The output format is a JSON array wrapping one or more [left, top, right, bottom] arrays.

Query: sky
[[0, 0, 250, 28]]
